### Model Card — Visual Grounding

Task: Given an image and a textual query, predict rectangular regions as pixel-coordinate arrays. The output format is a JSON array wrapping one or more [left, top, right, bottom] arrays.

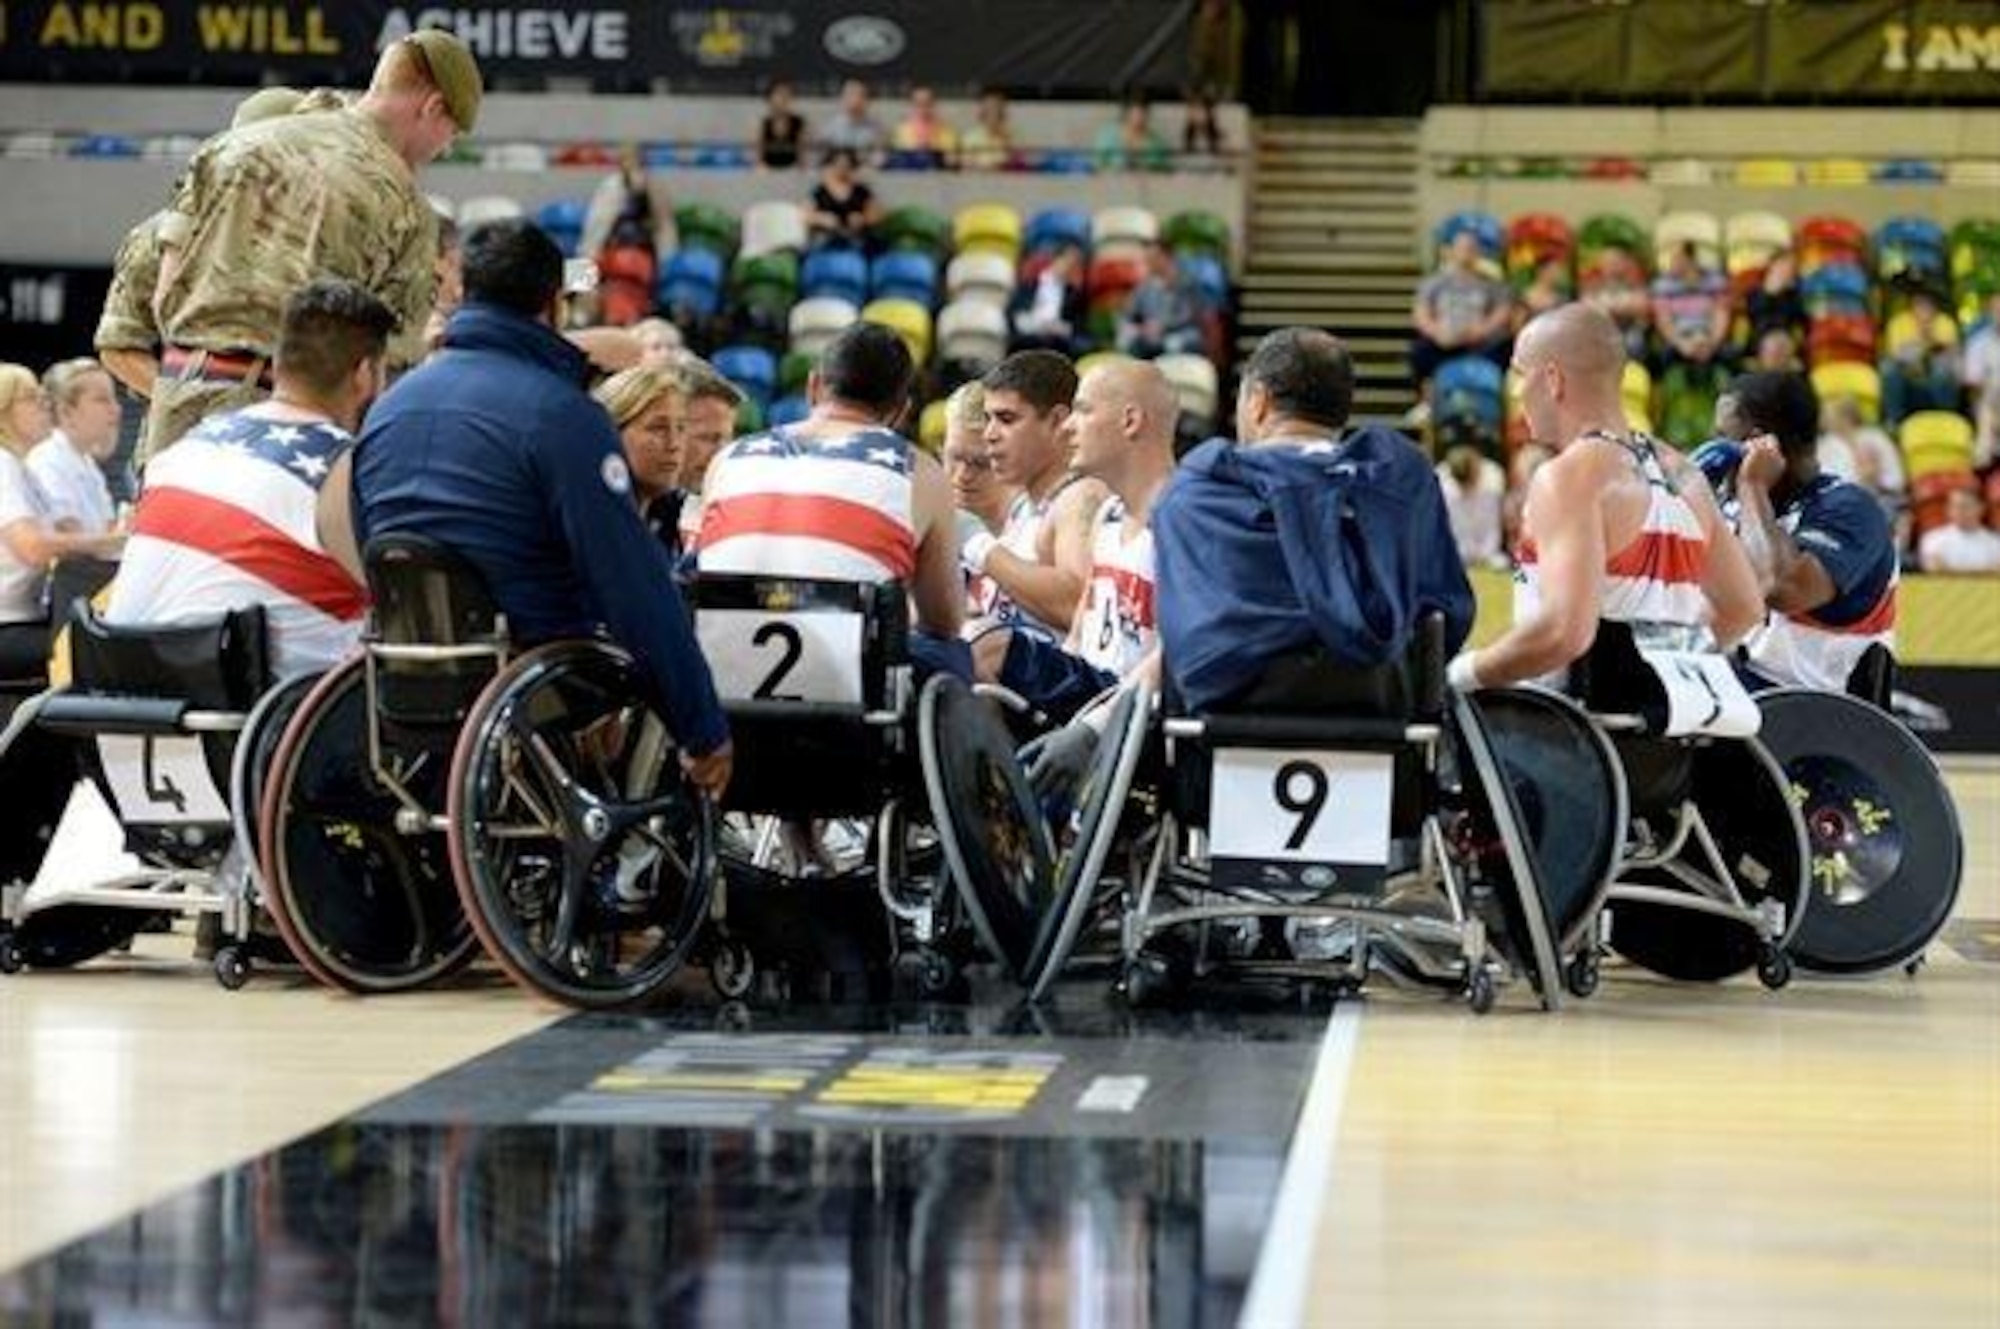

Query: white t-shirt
[[1918, 524, 2000, 575], [27, 431, 115, 533], [0, 450, 52, 623], [1437, 457, 1507, 568]]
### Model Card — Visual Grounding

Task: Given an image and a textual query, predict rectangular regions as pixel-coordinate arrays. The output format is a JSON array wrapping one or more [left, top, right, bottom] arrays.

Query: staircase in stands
[[1238, 117, 1424, 425]]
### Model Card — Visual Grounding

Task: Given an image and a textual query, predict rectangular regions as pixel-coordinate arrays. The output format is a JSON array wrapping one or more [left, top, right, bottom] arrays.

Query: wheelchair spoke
[[541, 853, 589, 967]]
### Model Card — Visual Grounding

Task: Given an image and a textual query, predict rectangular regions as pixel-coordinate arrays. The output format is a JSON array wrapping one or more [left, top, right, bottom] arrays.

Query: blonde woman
[[594, 364, 686, 558], [0, 364, 123, 675]]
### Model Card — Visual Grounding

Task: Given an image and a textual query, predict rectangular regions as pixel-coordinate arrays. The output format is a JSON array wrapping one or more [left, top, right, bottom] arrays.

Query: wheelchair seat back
[[694, 573, 911, 817], [1169, 613, 1445, 891], [1845, 642, 1896, 710], [36, 602, 270, 851], [362, 535, 507, 732]]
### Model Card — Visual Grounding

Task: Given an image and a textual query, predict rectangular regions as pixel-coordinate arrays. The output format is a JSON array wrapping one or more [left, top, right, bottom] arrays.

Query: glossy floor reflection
[[0, 993, 1325, 1327]]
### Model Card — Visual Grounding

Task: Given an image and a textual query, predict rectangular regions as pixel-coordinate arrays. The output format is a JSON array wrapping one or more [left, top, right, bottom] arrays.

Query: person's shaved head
[[1066, 356, 1179, 484], [1085, 358, 1178, 442], [1511, 302, 1627, 445]]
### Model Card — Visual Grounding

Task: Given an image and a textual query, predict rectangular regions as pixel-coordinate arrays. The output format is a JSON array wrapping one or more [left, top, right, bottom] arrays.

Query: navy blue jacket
[[353, 302, 727, 756], [1153, 426, 1475, 712]]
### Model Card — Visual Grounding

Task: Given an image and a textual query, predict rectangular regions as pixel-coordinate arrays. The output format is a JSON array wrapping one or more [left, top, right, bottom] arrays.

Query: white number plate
[[698, 609, 865, 705], [1208, 748, 1394, 868], [96, 735, 229, 826], [1637, 648, 1760, 739]]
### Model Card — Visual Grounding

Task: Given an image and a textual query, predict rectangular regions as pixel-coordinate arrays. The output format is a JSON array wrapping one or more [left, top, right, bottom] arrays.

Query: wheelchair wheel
[[259, 657, 479, 993], [0, 723, 78, 893], [2, 904, 163, 971], [230, 672, 321, 907], [1758, 689, 1962, 976], [447, 642, 715, 1010]]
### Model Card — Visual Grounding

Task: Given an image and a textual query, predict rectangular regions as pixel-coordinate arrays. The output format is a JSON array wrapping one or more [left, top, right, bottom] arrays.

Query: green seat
[[878, 206, 951, 258], [735, 396, 765, 436], [1162, 210, 1230, 262], [676, 203, 740, 258], [1578, 213, 1648, 263], [732, 252, 799, 301], [779, 350, 815, 395]]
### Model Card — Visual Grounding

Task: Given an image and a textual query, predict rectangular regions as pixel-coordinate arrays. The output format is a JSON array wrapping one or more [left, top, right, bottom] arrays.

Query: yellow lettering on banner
[[37, 3, 164, 49], [1882, 23, 1910, 72], [1916, 24, 2000, 73], [38, 2, 77, 45], [127, 1, 159, 48], [196, 4, 248, 51]]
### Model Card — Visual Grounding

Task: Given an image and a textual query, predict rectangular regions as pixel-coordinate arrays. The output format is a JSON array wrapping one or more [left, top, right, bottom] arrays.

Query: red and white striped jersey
[[1075, 498, 1157, 676], [105, 409, 366, 678], [696, 426, 916, 583]]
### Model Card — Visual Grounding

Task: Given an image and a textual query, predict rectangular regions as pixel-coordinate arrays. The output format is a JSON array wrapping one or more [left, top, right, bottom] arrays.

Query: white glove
[[1446, 651, 1484, 693], [961, 531, 999, 576]]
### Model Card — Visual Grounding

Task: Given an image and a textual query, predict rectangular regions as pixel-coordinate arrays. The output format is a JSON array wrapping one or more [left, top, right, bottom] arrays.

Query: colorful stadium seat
[[732, 253, 800, 319], [787, 297, 859, 358], [1810, 362, 1884, 424], [801, 249, 868, 306], [1578, 213, 1648, 269], [1803, 158, 1870, 186], [919, 400, 950, 452], [1899, 410, 1977, 479], [1723, 211, 1792, 275], [735, 396, 766, 436], [1876, 216, 1948, 290], [878, 206, 952, 259], [1806, 312, 1878, 366], [675, 203, 740, 258], [714, 344, 778, 407], [1875, 158, 1944, 184], [659, 249, 726, 320], [870, 251, 941, 307], [946, 252, 1016, 308], [457, 195, 525, 228], [1798, 216, 1867, 272], [862, 298, 934, 364], [1506, 213, 1575, 284], [1433, 210, 1504, 259], [1732, 159, 1798, 187], [1024, 209, 1092, 258], [1157, 353, 1220, 424], [1178, 254, 1229, 310], [937, 299, 1010, 373], [766, 394, 810, 427], [1621, 361, 1655, 433], [1092, 206, 1160, 252], [953, 203, 1024, 261], [1435, 356, 1504, 429], [1653, 211, 1722, 270], [741, 201, 808, 260], [1163, 210, 1231, 263], [535, 198, 589, 257]]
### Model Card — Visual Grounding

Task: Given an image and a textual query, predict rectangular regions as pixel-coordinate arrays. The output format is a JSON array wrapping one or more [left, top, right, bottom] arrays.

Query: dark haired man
[[1154, 327, 1474, 711], [348, 219, 731, 797], [105, 279, 392, 677], [969, 350, 1108, 636], [696, 322, 966, 673]]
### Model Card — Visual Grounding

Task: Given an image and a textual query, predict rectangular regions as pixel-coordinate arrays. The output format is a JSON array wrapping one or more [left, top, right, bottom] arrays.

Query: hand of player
[[1020, 722, 1098, 800], [680, 739, 734, 801], [1738, 434, 1786, 490]]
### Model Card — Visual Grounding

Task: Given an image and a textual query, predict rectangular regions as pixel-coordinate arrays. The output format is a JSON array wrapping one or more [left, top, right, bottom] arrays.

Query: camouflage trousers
[[139, 368, 266, 468]]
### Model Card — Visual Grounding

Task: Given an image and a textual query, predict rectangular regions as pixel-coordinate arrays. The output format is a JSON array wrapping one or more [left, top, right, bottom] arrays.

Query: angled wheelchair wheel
[[1608, 734, 1809, 984], [230, 672, 322, 908], [919, 675, 1056, 983], [1758, 689, 1960, 976], [259, 657, 479, 993], [5, 903, 163, 971], [448, 641, 715, 1009], [1026, 686, 1151, 1002]]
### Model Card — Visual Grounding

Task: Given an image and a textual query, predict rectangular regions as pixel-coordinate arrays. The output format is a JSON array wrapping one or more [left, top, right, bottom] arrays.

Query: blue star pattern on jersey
[[185, 411, 353, 491], [725, 425, 913, 474]]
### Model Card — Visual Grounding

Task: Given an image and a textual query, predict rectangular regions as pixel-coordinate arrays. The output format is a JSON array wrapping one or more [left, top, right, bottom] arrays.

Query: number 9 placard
[[1208, 748, 1395, 870]]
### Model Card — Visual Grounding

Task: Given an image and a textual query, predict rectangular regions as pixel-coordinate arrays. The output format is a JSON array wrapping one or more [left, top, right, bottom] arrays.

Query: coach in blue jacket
[[351, 218, 731, 795], [1154, 327, 1474, 712]]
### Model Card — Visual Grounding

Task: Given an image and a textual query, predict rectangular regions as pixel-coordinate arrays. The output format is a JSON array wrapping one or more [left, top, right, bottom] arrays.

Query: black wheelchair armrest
[[1170, 713, 1432, 748], [37, 693, 194, 737], [723, 699, 902, 727]]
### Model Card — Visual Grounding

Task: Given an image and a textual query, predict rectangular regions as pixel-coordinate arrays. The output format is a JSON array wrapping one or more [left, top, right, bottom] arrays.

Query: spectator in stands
[[1582, 245, 1651, 360], [0, 364, 123, 677], [1095, 96, 1171, 173], [671, 357, 746, 551], [757, 79, 806, 170], [806, 149, 882, 251], [1118, 243, 1206, 359], [1918, 486, 2000, 575], [1181, 92, 1226, 171], [1880, 286, 1960, 425], [1750, 326, 1803, 374], [580, 146, 676, 327], [1650, 241, 1731, 372], [1009, 244, 1087, 353], [1436, 443, 1508, 569], [1821, 394, 1904, 514], [960, 89, 1017, 171], [632, 317, 685, 367], [1743, 250, 1805, 346], [30, 360, 121, 533], [892, 85, 959, 170], [1186, 0, 1245, 100], [1961, 289, 2000, 467], [942, 380, 1015, 537], [596, 365, 686, 559], [818, 78, 887, 162], [108, 281, 389, 679], [1409, 229, 1513, 390], [1514, 258, 1569, 331]]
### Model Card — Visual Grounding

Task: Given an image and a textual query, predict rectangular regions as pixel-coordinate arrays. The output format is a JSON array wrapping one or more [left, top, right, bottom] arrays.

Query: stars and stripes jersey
[[1745, 473, 1898, 692], [1514, 433, 1711, 632], [695, 425, 916, 583], [1074, 498, 1157, 676], [105, 409, 365, 678], [970, 472, 1085, 631]]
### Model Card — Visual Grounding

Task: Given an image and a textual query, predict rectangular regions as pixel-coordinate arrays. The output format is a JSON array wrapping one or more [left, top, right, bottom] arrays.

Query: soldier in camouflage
[[144, 31, 482, 462]]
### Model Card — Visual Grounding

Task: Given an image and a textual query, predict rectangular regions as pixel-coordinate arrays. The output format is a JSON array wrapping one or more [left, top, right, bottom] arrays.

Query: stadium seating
[[741, 201, 808, 260], [878, 206, 952, 260], [675, 203, 741, 258], [713, 345, 778, 407], [1024, 208, 1093, 258], [1653, 211, 1722, 270], [1799, 216, 1868, 272], [862, 298, 934, 364], [458, 196, 525, 228], [1732, 159, 1798, 186], [1163, 210, 1232, 264], [801, 248, 869, 306], [659, 249, 726, 321], [953, 204, 1024, 261], [936, 299, 1010, 374], [1803, 158, 1871, 186], [535, 198, 588, 256], [1621, 361, 1655, 433], [1810, 361, 1884, 424], [766, 394, 810, 427], [787, 297, 859, 358], [945, 251, 1016, 308], [1505, 213, 1575, 284], [1433, 210, 1505, 259], [1093, 206, 1160, 255], [1723, 211, 1791, 275], [1158, 352, 1220, 425], [870, 251, 941, 307]]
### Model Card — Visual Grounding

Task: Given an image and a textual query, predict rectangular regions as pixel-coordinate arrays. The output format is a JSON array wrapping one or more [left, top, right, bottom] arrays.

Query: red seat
[[1807, 313, 1877, 365], [1088, 255, 1145, 302], [1911, 468, 1978, 540]]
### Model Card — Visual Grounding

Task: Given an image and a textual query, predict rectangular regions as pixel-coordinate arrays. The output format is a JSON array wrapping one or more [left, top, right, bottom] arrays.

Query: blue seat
[[1434, 356, 1504, 428], [659, 249, 725, 319], [70, 134, 140, 159], [535, 198, 589, 257], [1025, 208, 1092, 257], [694, 144, 752, 170], [1178, 254, 1229, 309], [870, 251, 940, 306], [1802, 262, 1871, 316], [1874, 158, 1944, 184], [1435, 211, 1505, 259], [1037, 151, 1096, 176], [640, 142, 683, 170], [802, 249, 869, 306], [713, 345, 778, 407], [766, 394, 811, 427]]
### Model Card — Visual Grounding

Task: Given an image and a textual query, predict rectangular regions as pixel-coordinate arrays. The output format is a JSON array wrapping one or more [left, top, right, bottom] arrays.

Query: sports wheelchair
[[690, 573, 971, 1002], [0, 600, 305, 988], [258, 535, 714, 1007], [933, 615, 1574, 1013]]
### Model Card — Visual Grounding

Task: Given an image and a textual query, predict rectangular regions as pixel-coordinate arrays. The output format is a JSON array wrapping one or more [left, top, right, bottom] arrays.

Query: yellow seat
[[1899, 410, 1975, 479], [918, 399, 949, 453], [1724, 210, 1792, 274], [1733, 159, 1798, 187], [953, 202, 1023, 262], [1810, 362, 1883, 424], [1654, 210, 1722, 271], [861, 298, 934, 365], [1621, 361, 1654, 431], [1804, 158, 1870, 186], [1075, 351, 1133, 380], [1883, 309, 1961, 353]]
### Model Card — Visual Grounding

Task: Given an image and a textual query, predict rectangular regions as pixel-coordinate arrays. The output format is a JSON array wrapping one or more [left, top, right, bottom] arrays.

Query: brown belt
[[163, 346, 273, 389]]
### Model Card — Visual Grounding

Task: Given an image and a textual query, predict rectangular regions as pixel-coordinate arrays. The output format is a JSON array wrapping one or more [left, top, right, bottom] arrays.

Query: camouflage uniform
[[146, 105, 437, 460], [95, 212, 167, 359]]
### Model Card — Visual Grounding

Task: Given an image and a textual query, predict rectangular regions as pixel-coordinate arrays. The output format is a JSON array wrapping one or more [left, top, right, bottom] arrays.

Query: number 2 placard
[[1208, 748, 1394, 868], [698, 609, 865, 705]]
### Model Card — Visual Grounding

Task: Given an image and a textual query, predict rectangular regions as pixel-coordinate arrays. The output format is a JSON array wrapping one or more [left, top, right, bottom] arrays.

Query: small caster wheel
[[1465, 967, 1497, 1015], [213, 946, 251, 991], [914, 948, 966, 1001], [1903, 953, 1926, 979], [1755, 945, 1793, 991], [1565, 951, 1601, 999], [0, 933, 22, 975], [710, 940, 755, 1000], [1122, 952, 1173, 1008]]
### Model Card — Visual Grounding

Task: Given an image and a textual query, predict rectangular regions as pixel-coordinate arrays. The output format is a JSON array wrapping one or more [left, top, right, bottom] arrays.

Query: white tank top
[[697, 425, 916, 583], [970, 471, 1082, 629], [1074, 498, 1157, 676]]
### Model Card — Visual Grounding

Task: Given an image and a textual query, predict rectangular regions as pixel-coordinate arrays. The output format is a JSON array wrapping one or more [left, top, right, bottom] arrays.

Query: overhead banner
[[0, 2, 1193, 95], [1481, 0, 2000, 102]]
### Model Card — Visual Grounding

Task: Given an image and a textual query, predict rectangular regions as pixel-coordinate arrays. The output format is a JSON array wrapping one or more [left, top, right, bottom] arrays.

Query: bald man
[[1449, 304, 1762, 693], [974, 358, 1178, 720]]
